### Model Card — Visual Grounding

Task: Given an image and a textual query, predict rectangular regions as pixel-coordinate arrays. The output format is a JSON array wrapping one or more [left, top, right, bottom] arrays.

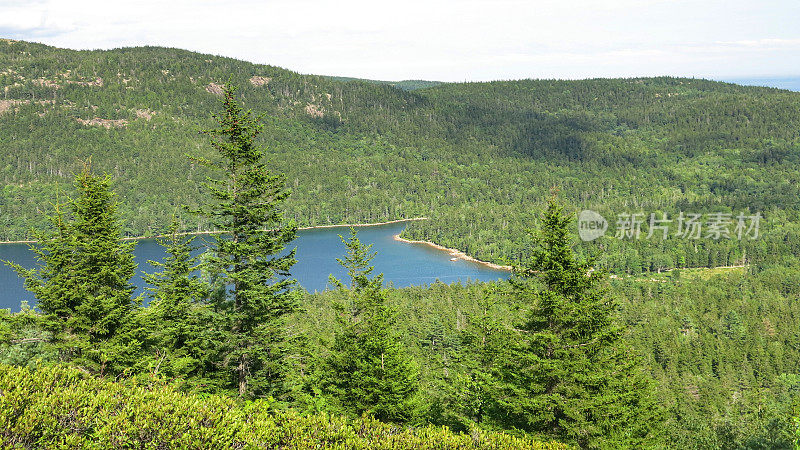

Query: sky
[[1, 0, 799, 82]]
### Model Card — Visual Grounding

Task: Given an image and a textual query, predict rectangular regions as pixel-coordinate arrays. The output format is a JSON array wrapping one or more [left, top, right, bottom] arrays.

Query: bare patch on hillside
[[69, 77, 103, 87], [116, 72, 133, 85], [684, 384, 700, 400], [0, 99, 25, 114], [76, 117, 128, 128], [0, 99, 53, 115], [304, 103, 325, 118], [206, 83, 224, 96], [3, 82, 24, 94], [33, 76, 103, 89], [763, 318, 776, 336], [134, 109, 154, 120], [33, 78, 59, 88], [249, 76, 271, 86]]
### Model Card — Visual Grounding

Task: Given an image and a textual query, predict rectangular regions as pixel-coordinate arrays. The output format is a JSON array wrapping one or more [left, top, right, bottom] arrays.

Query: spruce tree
[[323, 229, 418, 422], [8, 165, 137, 374], [143, 218, 210, 381], [487, 200, 662, 448], [6, 190, 74, 345], [191, 83, 298, 397]]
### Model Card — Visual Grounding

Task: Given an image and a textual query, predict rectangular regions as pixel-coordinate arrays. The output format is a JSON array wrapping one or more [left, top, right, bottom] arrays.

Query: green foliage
[[482, 201, 662, 447], [794, 409, 800, 449], [5, 165, 138, 374], [191, 83, 298, 398], [141, 218, 213, 385], [0, 364, 565, 449], [613, 268, 800, 448], [330, 228, 381, 292], [423, 285, 516, 432], [2, 40, 800, 276], [4, 271, 796, 447], [0, 302, 55, 367], [324, 76, 443, 91], [322, 229, 419, 422], [297, 269, 800, 447], [1, 39, 799, 447]]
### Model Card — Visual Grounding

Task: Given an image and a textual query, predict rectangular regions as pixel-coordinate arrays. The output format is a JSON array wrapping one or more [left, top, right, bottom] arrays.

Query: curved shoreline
[[296, 217, 427, 231], [0, 217, 429, 245], [393, 234, 513, 272]]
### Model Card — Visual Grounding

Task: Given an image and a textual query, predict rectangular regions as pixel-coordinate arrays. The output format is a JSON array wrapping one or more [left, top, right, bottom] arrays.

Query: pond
[[0, 222, 510, 311]]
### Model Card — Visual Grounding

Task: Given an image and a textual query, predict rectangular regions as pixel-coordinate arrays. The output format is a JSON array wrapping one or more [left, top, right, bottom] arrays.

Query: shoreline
[[0, 217, 429, 245], [392, 234, 513, 272], [296, 217, 427, 231]]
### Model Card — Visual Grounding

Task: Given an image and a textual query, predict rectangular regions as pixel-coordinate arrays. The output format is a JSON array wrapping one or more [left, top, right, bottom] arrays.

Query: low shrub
[[0, 364, 566, 449]]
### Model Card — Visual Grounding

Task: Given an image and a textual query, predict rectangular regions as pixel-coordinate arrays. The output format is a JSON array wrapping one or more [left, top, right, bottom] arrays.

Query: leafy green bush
[[0, 364, 566, 449]]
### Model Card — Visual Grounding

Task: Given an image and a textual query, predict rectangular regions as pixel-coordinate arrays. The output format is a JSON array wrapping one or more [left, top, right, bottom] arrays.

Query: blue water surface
[[0, 223, 509, 312], [721, 77, 800, 92]]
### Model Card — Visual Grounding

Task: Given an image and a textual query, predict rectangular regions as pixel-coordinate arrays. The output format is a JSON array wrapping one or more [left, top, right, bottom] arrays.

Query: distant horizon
[[5, 37, 800, 91], [2, 0, 799, 82]]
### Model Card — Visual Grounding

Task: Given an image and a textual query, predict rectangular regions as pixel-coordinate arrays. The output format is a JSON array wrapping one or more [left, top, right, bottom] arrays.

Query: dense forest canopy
[[2, 38, 800, 448], [2, 39, 799, 274]]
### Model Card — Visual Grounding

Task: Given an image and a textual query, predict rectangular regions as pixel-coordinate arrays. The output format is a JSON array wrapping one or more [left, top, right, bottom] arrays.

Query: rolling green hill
[[1, 38, 799, 274], [324, 75, 443, 90]]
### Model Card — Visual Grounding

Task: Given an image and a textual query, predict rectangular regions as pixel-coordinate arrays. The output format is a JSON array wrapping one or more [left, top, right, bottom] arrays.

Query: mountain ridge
[[1, 38, 799, 274]]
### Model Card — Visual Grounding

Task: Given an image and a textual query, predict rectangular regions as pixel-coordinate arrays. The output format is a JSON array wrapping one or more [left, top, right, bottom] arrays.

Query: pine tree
[[191, 82, 298, 397], [7, 164, 137, 374], [323, 229, 418, 422], [486, 200, 663, 448], [143, 218, 210, 381]]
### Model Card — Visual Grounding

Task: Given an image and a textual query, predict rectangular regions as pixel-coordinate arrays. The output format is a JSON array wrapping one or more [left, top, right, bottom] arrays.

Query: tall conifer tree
[[191, 82, 298, 397], [486, 200, 662, 448], [143, 218, 210, 381], [8, 164, 137, 374], [323, 229, 418, 422]]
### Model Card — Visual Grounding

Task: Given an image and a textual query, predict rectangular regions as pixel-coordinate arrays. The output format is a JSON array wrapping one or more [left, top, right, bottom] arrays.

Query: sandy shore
[[297, 217, 427, 231], [393, 234, 513, 271], [0, 217, 429, 245]]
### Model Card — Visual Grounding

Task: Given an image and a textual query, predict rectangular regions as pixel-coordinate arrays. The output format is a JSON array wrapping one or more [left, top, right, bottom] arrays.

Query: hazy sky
[[1, 0, 798, 82]]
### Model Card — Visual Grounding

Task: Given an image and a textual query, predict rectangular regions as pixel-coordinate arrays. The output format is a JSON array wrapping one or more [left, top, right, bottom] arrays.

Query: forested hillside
[[2, 39, 799, 273], [296, 268, 800, 447], [2, 45, 800, 448]]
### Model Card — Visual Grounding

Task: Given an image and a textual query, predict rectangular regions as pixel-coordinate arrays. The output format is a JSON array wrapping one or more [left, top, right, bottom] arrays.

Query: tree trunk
[[238, 354, 247, 396]]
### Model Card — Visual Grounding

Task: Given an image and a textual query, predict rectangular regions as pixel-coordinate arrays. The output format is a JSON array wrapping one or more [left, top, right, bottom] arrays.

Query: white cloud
[[0, 0, 798, 81], [714, 38, 800, 47]]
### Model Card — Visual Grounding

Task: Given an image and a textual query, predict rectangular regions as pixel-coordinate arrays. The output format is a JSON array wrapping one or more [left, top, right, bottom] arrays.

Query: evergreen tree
[[5, 190, 74, 348], [191, 82, 298, 397], [142, 218, 210, 382], [323, 229, 418, 422], [7, 164, 137, 374], [486, 200, 663, 448], [428, 285, 513, 432]]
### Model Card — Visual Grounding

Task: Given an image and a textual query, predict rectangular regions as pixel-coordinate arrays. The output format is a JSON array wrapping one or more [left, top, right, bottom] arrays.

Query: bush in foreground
[[0, 364, 566, 449]]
